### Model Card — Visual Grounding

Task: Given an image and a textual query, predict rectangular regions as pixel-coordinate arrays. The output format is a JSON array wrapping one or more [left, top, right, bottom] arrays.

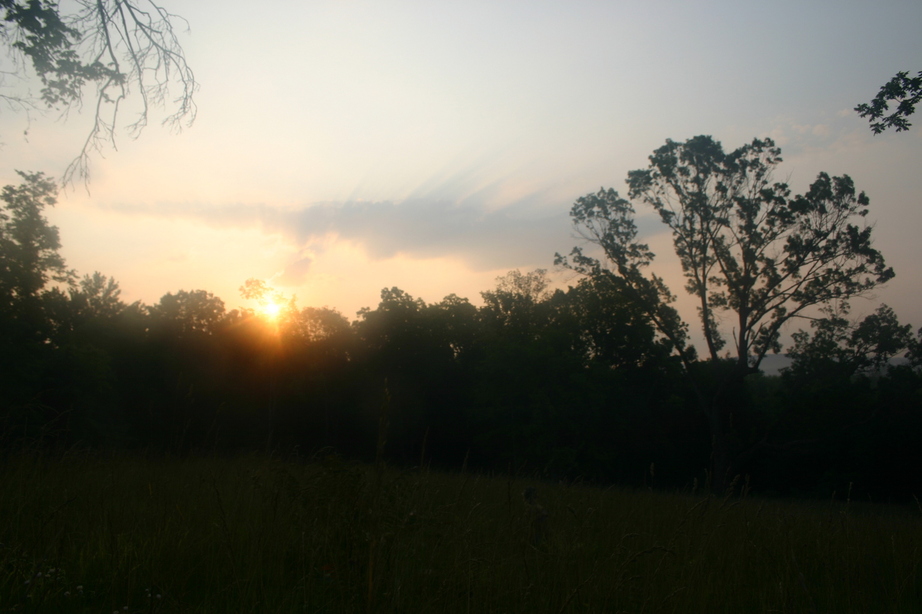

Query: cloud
[[291, 198, 580, 270], [811, 124, 829, 137], [275, 252, 314, 286], [97, 195, 585, 272], [758, 112, 879, 163]]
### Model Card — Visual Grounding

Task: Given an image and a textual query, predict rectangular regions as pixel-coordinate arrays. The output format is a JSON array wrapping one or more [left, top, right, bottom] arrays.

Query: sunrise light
[[261, 300, 282, 320]]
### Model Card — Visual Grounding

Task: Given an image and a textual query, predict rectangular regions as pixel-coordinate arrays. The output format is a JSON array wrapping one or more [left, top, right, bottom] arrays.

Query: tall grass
[[1, 451, 920, 613]]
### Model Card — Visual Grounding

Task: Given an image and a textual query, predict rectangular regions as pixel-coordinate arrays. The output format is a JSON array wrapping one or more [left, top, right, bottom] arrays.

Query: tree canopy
[[0, 171, 69, 331], [557, 135, 896, 491], [557, 135, 894, 372]]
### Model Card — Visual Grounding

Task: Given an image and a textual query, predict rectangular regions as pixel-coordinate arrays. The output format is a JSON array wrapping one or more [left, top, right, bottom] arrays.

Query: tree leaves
[[0, 171, 69, 318], [561, 135, 894, 372], [856, 71, 922, 134]]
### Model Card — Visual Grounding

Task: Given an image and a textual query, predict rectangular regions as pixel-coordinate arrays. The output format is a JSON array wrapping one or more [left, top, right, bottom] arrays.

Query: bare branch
[[0, 0, 197, 187]]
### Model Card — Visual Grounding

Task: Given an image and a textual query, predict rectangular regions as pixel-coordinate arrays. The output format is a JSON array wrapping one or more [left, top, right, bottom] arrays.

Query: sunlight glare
[[262, 301, 282, 320]]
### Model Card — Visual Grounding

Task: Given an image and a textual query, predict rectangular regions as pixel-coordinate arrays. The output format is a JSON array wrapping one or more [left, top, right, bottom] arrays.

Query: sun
[[261, 300, 282, 320]]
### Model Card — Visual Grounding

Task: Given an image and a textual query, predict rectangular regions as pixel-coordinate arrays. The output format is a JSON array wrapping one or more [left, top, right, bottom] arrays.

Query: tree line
[[2, 159, 921, 501]]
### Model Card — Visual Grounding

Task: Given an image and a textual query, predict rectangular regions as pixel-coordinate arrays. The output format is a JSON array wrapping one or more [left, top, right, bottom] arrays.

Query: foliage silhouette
[[557, 135, 895, 491], [856, 71, 922, 134], [0, 172, 69, 323]]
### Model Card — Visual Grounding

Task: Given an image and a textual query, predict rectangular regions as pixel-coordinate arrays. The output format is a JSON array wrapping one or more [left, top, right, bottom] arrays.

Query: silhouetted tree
[[0, 172, 68, 439], [0, 172, 70, 332], [0, 173, 132, 444], [561, 275, 672, 369], [150, 289, 226, 336], [429, 293, 479, 360], [856, 71, 922, 134], [39, 271, 126, 342], [480, 268, 550, 337], [282, 306, 351, 345], [787, 304, 911, 380], [557, 135, 894, 490], [68, 272, 124, 320]]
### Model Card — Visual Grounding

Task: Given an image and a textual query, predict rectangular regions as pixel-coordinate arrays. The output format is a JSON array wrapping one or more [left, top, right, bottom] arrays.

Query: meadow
[[1, 451, 920, 613]]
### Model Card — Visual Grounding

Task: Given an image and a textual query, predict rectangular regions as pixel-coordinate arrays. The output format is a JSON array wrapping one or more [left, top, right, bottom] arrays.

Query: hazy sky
[[2, 0, 921, 349]]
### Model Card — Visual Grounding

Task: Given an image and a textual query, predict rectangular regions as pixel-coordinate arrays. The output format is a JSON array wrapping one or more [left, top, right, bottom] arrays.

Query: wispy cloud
[[96, 196, 587, 274], [276, 252, 314, 286], [762, 112, 873, 158]]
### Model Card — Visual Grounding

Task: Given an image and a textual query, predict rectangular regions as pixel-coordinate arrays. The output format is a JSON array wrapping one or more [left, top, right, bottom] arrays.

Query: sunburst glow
[[261, 301, 282, 320]]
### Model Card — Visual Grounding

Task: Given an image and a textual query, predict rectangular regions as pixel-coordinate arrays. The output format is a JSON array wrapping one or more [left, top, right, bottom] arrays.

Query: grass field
[[1, 451, 920, 613]]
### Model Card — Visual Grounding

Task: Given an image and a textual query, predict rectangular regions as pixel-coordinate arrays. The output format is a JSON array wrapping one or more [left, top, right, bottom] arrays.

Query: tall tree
[[557, 135, 894, 490], [1, 0, 197, 182], [856, 71, 922, 134], [0, 171, 70, 335], [0, 172, 71, 440]]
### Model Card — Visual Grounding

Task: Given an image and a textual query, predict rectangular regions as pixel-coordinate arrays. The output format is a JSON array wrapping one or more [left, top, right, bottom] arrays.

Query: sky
[[2, 0, 921, 352]]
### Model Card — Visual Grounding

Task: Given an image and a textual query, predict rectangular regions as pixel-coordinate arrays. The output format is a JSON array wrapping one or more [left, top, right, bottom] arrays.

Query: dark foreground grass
[[1, 451, 920, 613]]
